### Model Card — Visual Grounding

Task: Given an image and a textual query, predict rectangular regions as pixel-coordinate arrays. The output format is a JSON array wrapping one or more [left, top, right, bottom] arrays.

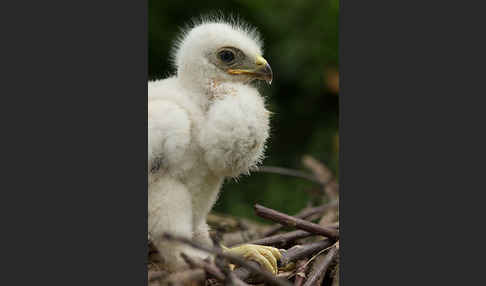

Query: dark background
[[149, 0, 339, 220]]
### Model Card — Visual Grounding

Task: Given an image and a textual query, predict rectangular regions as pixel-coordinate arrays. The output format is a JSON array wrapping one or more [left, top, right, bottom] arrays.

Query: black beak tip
[[265, 63, 273, 85]]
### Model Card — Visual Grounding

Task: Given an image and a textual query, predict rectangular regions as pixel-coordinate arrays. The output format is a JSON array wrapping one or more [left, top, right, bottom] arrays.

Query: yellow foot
[[223, 244, 282, 275]]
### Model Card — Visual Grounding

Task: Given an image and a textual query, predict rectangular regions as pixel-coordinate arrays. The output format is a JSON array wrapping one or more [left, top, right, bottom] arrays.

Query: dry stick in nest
[[161, 268, 206, 286], [228, 272, 251, 286], [279, 239, 333, 266], [254, 204, 339, 239], [302, 155, 339, 200], [149, 270, 167, 282], [214, 254, 251, 286], [302, 244, 339, 286], [162, 233, 293, 286], [294, 260, 307, 286], [232, 260, 296, 284], [256, 166, 323, 185], [331, 264, 340, 286], [212, 235, 252, 285], [232, 260, 262, 284], [180, 253, 226, 281], [246, 230, 314, 248], [324, 222, 339, 231], [301, 156, 333, 184], [256, 166, 326, 198], [263, 201, 339, 237]]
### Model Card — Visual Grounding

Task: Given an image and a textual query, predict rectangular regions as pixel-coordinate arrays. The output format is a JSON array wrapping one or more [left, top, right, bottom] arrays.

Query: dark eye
[[218, 50, 235, 63]]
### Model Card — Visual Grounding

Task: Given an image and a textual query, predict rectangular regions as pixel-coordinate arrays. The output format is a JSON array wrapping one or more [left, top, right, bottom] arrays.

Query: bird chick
[[148, 17, 279, 274]]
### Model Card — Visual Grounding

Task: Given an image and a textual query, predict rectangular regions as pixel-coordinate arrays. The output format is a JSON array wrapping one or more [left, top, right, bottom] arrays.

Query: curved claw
[[224, 244, 282, 275]]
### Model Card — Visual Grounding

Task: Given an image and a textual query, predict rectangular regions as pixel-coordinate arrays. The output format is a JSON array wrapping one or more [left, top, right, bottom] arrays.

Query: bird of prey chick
[[148, 17, 280, 274]]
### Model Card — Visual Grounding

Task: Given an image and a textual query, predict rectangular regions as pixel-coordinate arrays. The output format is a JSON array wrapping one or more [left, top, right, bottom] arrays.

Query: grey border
[[340, 0, 486, 284], [1, 0, 148, 284]]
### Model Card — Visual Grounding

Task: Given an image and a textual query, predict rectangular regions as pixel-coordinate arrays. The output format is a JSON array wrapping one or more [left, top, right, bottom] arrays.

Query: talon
[[223, 244, 282, 275], [258, 247, 277, 273]]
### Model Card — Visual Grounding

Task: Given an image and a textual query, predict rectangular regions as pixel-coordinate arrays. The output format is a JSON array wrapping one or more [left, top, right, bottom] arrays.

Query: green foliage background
[[149, 0, 339, 222]]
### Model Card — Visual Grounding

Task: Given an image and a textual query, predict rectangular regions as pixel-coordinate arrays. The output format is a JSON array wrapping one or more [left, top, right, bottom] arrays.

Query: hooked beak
[[227, 55, 273, 85], [254, 56, 273, 85]]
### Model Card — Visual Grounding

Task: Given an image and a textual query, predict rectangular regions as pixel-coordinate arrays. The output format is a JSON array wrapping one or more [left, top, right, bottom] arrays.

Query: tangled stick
[[279, 239, 333, 266], [262, 201, 338, 237], [245, 230, 314, 248], [162, 233, 292, 286], [293, 260, 307, 286], [302, 243, 339, 286], [180, 253, 226, 281], [254, 204, 339, 239]]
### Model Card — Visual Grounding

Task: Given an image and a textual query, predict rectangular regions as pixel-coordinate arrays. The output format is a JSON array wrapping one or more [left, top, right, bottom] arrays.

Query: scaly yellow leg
[[222, 244, 282, 275]]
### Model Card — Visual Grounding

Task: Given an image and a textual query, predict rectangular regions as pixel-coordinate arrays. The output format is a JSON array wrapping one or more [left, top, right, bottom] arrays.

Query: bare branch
[[331, 263, 340, 286], [161, 269, 205, 286], [214, 255, 251, 286], [254, 204, 339, 239], [229, 273, 251, 286], [280, 239, 333, 266], [302, 244, 339, 286], [302, 155, 339, 200], [256, 166, 322, 185], [301, 156, 333, 184], [263, 201, 338, 237], [232, 260, 262, 284], [149, 270, 167, 281], [246, 230, 314, 248], [180, 253, 226, 281], [294, 260, 307, 286]]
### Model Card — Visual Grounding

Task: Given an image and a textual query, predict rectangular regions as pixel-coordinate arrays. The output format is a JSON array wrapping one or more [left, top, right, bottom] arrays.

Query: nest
[[148, 155, 339, 286]]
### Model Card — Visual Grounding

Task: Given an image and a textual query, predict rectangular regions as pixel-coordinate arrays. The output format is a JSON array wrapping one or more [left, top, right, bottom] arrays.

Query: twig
[[326, 222, 339, 229], [302, 155, 339, 200], [302, 244, 339, 286], [229, 273, 251, 286], [280, 239, 333, 266], [254, 204, 339, 239], [301, 156, 333, 184], [232, 260, 262, 284], [149, 270, 167, 281], [180, 253, 226, 281], [161, 269, 205, 286], [214, 255, 250, 286], [256, 166, 322, 185], [162, 233, 292, 286], [277, 271, 294, 280], [293, 202, 338, 221], [324, 180, 339, 200], [263, 201, 339, 237], [294, 260, 307, 286], [232, 262, 295, 284], [331, 263, 340, 286], [245, 230, 313, 248], [319, 207, 338, 225]]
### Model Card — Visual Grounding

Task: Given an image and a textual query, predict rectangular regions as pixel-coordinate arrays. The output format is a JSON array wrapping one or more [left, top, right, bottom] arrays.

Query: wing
[[148, 98, 191, 176]]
